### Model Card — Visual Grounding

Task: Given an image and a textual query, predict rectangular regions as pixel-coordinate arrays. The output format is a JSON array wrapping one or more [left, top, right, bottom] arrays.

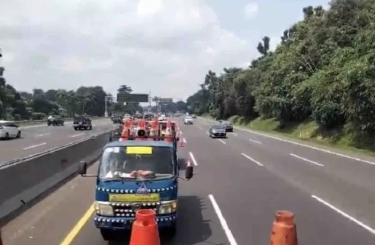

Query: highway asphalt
[[0, 119, 117, 164], [2, 117, 375, 244]]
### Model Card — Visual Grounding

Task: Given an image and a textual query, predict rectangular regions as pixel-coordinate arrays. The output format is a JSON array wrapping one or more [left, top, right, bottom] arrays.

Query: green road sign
[[159, 98, 173, 103], [117, 93, 149, 103]]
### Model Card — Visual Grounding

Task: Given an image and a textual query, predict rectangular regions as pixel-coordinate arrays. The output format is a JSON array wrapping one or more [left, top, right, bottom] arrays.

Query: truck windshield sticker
[[113, 147, 120, 153], [104, 147, 114, 153], [126, 146, 153, 155]]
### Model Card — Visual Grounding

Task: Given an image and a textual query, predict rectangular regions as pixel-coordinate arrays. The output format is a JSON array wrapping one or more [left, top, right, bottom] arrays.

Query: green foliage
[[0, 75, 140, 120], [187, 0, 375, 143]]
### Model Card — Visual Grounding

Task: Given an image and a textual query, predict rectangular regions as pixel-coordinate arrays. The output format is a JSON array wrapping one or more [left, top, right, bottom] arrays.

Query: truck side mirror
[[78, 161, 87, 175], [185, 166, 193, 180]]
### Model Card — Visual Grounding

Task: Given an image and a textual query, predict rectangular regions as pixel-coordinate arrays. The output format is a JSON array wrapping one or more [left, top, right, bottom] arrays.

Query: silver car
[[208, 124, 227, 138]]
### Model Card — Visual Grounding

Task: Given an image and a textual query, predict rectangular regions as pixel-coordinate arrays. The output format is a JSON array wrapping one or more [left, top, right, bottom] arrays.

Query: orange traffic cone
[[129, 209, 160, 245], [270, 210, 298, 245]]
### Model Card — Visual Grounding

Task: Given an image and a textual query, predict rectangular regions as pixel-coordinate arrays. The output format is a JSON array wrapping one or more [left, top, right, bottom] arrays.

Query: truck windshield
[[99, 146, 174, 180]]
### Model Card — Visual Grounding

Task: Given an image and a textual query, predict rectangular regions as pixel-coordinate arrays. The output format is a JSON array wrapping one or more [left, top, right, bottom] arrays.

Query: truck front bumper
[[94, 214, 176, 230]]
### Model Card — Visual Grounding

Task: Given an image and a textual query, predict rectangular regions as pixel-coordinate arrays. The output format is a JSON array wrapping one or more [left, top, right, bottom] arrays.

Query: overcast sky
[[0, 0, 330, 101]]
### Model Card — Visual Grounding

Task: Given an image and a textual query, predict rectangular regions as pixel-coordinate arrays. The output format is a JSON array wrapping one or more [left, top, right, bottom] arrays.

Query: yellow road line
[[60, 202, 95, 245]]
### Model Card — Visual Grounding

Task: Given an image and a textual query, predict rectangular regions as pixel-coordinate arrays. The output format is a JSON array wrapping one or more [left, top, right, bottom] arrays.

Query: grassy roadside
[[201, 113, 375, 159]]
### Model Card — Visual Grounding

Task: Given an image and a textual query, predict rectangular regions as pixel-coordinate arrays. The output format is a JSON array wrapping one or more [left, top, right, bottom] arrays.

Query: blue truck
[[78, 138, 193, 241]]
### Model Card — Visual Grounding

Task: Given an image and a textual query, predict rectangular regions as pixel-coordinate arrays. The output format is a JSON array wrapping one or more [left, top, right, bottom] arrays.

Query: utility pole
[[0, 48, 3, 76], [104, 95, 114, 117], [0, 48, 6, 120], [148, 90, 152, 113]]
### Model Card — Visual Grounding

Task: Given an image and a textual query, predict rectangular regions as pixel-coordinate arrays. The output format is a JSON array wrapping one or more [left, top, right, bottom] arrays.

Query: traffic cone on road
[[129, 209, 160, 245], [270, 210, 298, 245]]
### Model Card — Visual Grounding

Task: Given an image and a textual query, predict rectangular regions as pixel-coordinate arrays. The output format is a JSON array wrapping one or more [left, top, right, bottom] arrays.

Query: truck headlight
[[95, 202, 114, 216], [158, 200, 177, 214]]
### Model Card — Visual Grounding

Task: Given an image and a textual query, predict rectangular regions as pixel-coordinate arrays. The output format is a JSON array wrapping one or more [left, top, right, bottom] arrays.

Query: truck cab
[[78, 119, 193, 241]]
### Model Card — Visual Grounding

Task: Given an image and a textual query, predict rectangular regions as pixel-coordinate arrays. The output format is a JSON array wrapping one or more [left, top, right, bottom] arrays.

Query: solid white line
[[23, 142, 46, 150], [206, 132, 209, 135], [70, 133, 84, 138], [208, 194, 238, 245], [241, 153, 263, 166], [311, 195, 375, 234], [189, 152, 198, 166], [179, 130, 183, 135], [218, 139, 226, 145], [198, 126, 203, 130], [232, 133, 238, 136], [249, 138, 262, 144], [182, 138, 187, 143], [290, 153, 324, 167]]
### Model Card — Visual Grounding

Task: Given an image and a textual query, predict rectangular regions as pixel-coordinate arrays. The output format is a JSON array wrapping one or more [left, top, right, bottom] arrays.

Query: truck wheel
[[164, 223, 177, 238], [74, 127, 77, 130], [100, 229, 116, 241]]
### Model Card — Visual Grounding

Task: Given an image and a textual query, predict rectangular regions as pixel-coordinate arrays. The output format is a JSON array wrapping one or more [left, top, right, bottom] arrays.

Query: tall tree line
[[0, 76, 139, 120], [187, 0, 375, 144]]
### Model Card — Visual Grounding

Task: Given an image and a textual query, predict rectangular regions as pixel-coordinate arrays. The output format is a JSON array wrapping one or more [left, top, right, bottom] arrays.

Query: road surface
[[2, 117, 375, 244], [0, 118, 117, 164]]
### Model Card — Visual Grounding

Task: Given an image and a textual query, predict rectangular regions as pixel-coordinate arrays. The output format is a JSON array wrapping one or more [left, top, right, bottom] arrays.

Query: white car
[[184, 116, 193, 125], [158, 114, 166, 121], [0, 120, 21, 139]]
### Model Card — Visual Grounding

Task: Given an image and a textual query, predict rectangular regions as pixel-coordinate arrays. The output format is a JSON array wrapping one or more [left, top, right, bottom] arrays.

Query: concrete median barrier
[[0, 129, 113, 225]]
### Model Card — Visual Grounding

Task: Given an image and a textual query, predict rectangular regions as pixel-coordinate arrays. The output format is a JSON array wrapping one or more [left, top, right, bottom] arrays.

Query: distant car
[[208, 124, 227, 138], [73, 115, 92, 130], [47, 116, 64, 126], [0, 120, 21, 139], [112, 116, 122, 124], [191, 114, 197, 119], [219, 120, 233, 132], [143, 114, 154, 121], [184, 116, 193, 125], [109, 126, 123, 141], [158, 114, 166, 121], [133, 114, 143, 119]]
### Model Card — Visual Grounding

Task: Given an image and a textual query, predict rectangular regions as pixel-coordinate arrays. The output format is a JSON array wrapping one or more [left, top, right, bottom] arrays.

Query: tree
[[117, 85, 133, 94], [0, 78, 115, 119], [186, 0, 375, 141]]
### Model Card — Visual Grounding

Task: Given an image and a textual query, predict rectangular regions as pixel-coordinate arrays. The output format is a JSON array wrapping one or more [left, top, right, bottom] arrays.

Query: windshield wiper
[[101, 176, 135, 181]]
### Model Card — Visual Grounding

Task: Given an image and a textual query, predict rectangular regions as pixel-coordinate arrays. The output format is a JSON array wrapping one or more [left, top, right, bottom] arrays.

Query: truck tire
[[164, 223, 177, 239], [100, 229, 117, 241]]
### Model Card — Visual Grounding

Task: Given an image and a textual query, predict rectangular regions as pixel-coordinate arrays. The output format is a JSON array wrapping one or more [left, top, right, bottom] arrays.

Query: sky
[[0, 0, 330, 101]]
